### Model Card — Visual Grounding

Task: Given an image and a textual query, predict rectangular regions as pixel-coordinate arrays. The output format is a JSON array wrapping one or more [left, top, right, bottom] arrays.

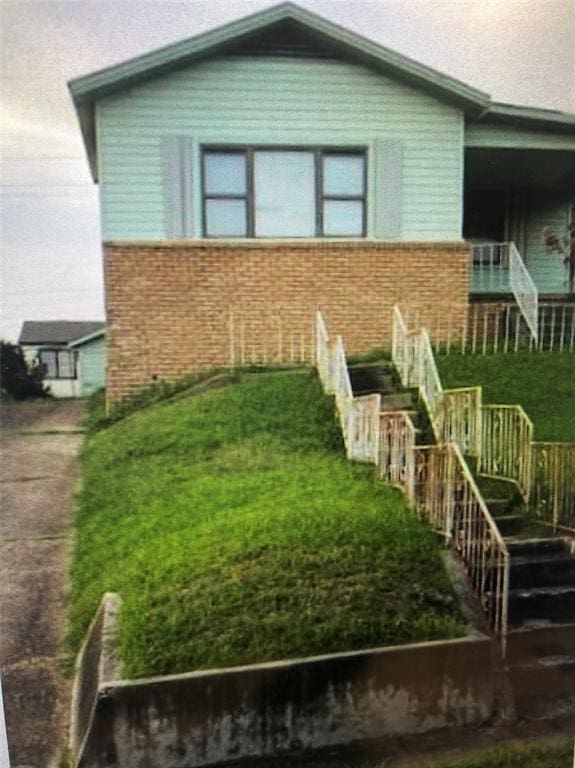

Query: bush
[[0, 341, 49, 399]]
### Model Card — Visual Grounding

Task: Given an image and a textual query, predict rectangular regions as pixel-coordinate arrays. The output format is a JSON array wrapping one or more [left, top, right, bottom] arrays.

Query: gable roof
[[69, 2, 491, 180], [19, 321, 105, 346], [68, 327, 106, 348], [69, 2, 575, 182]]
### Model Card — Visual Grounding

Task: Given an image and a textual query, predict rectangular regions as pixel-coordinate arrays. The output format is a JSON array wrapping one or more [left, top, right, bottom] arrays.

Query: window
[[202, 147, 366, 238], [38, 349, 77, 379]]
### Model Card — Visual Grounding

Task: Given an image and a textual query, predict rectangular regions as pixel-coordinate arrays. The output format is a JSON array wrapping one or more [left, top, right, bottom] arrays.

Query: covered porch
[[464, 147, 574, 298]]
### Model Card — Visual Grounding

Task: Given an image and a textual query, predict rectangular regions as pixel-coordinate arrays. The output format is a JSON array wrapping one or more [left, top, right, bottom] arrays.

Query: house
[[18, 321, 106, 398], [68, 326, 107, 396], [68, 3, 575, 404]]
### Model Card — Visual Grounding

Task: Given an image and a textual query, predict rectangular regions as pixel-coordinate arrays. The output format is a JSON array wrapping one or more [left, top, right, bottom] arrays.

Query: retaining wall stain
[[73, 596, 497, 768]]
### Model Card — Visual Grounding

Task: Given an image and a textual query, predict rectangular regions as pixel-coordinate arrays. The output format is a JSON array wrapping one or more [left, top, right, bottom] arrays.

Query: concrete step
[[493, 515, 524, 537], [506, 537, 570, 558], [381, 392, 416, 411], [506, 623, 575, 717], [485, 498, 514, 518], [510, 553, 575, 590], [348, 365, 395, 396], [508, 585, 575, 627]]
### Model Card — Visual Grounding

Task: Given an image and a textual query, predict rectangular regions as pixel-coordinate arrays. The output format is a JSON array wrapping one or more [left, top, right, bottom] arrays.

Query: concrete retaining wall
[[72, 594, 498, 768]]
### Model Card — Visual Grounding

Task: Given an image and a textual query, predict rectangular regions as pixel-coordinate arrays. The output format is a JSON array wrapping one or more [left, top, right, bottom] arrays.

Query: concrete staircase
[[351, 361, 575, 718], [485, 491, 575, 717], [348, 363, 435, 445]]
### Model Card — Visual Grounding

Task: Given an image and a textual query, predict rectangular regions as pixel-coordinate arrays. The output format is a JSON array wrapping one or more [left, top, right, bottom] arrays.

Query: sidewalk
[[0, 400, 84, 767]]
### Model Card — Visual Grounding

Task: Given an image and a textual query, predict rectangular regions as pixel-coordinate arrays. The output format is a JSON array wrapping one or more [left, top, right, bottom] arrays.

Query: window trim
[[38, 348, 78, 380], [201, 145, 367, 239]]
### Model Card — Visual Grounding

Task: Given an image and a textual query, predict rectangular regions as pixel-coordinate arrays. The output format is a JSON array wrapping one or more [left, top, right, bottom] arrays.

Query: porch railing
[[509, 242, 538, 340], [471, 242, 538, 341]]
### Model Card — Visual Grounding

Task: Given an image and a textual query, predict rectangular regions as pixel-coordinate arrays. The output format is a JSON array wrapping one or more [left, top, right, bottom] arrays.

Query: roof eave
[[69, 2, 493, 178], [478, 102, 575, 134], [68, 328, 106, 348]]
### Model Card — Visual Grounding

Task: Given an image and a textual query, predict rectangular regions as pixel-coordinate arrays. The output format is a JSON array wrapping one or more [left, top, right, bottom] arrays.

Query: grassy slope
[[68, 372, 464, 678], [437, 352, 575, 442], [403, 740, 571, 768]]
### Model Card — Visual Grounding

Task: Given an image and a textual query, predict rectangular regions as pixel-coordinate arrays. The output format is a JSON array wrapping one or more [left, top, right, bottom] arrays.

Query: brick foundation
[[104, 240, 470, 403]]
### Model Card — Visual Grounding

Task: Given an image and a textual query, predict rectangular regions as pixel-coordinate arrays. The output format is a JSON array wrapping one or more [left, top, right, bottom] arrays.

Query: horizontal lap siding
[[525, 192, 572, 294], [79, 337, 107, 396], [97, 56, 463, 241]]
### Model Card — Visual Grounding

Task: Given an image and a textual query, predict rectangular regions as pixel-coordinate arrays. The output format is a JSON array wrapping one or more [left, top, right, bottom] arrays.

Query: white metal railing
[[0, 677, 9, 768], [315, 309, 332, 392], [393, 308, 442, 433], [436, 387, 483, 457], [345, 394, 382, 464], [391, 304, 410, 383], [416, 328, 443, 419], [320, 307, 511, 651], [316, 312, 380, 464], [531, 442, 575, 531], [509, 242, 538, 341], [480, 405, 533, 499], [393, 306, 482, 454], [470, 242, 538, 342], [378, 411, 416, 498], [414, 443, 510, 652], [431, 302, 574, 355], [332, 335, 354, 407], [471, 242, 510, 272]]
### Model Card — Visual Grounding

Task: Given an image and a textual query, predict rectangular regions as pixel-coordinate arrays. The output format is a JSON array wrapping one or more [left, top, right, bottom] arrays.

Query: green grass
[[401, 740, 571, 768], [436, 352, 575, 442], [68, 371, 464, 678]]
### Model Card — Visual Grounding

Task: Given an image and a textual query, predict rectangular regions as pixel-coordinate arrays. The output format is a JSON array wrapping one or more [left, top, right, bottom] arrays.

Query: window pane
[[58, 351, 75, 378], [323, 154, 365, 196], [323, 200, 364, 236], [205, 153, 246, 195], [205, 199, 247, 236], [39, 350, 57, 378], [254, 151, 315, 237]]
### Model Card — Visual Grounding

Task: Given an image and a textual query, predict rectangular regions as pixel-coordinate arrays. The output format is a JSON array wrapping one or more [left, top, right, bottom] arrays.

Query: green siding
[[78, 336, 106, 396], [97, 55, 464, 241], [465, 123, 575, 151], [525, 192, 572, 294]]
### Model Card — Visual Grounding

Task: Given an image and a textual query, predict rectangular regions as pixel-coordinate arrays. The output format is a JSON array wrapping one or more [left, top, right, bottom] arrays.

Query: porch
[[464, 147, 574, 299]]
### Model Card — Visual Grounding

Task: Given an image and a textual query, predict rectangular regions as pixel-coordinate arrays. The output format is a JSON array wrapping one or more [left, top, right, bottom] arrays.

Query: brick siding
[[104, 241, 470, 403]]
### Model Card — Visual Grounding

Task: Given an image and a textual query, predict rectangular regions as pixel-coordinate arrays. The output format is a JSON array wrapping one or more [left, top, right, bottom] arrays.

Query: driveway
[[0, 400, 84, 768]]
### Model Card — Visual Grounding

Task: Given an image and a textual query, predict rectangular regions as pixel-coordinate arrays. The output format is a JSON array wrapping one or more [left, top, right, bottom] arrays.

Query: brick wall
[[104, 241, 470, 403]]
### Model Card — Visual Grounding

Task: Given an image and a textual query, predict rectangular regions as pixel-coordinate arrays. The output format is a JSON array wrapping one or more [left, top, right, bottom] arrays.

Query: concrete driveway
[[1, 400, 84, 768]]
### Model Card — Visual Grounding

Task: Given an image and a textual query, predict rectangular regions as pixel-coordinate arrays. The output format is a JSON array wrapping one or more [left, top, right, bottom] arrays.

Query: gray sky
[[1, 0, 574, 342]]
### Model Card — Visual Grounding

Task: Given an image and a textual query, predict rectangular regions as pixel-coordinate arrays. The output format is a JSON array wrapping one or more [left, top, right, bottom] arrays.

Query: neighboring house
[[68, 327, 107, 396], [68, 2, 575, 403], [18, 321, 106, 398]]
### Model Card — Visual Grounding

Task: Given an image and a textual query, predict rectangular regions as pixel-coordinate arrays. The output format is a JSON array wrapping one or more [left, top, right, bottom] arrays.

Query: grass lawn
[[67, 371, 464, 678], [401, 740, 572, 768], [436, 352, 575, 443]]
